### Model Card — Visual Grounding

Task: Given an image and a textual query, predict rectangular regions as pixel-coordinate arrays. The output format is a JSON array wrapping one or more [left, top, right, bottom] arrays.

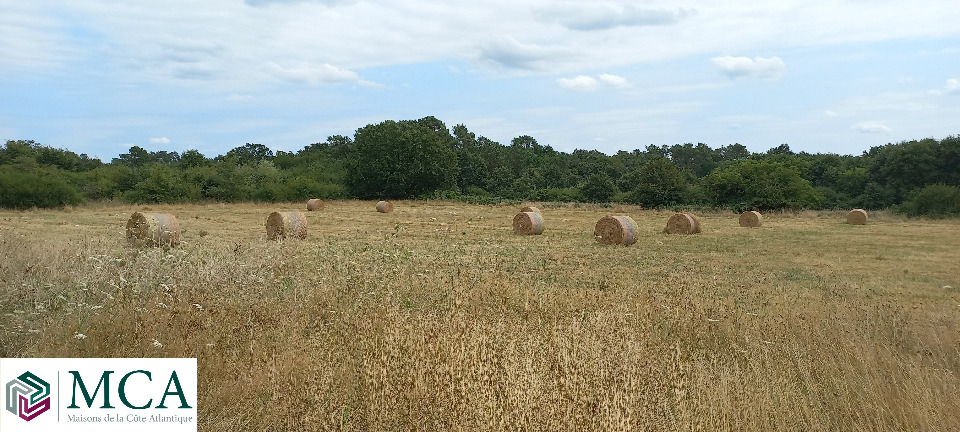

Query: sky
[[1, 0, 958, 162]]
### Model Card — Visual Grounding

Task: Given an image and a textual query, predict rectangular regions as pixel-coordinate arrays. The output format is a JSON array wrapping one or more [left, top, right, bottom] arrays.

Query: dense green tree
[[1, 140, 101, 172], [865, 139, 939, 205], [80, 165, 136, 201], [113, 146, 152, 167], [580, 172, 618, 203], [717, 143, 751, 162], [667, 143, 718, 178], [179, 149, 209, 169], [936, 136, 960, 186], [0, 160, 82, 208], [703, 159, 821, 210], [897, 184, 960, 217], [149, 150, 180, 165], [3, 119, 959, 215], [346, 118, 458, 199], [224, 143, 274, 165], [452, 124, 478, 150], [624, 157, 689, 208], [0, 140, 35, 164], [126, 164, 188, 203]]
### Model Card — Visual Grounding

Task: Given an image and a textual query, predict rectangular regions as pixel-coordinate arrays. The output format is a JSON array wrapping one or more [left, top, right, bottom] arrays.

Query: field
[[1, 201, 959, 431]]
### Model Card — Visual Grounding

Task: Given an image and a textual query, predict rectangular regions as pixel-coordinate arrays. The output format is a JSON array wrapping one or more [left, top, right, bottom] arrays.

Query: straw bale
[[306, 199, 325, 211], [126, 212, 180, 247], [376, 201, 394, 213], [513, 211, 545, 235], [664, 212, 701, 234], [594, 215, 638, 245], [847, 209, 868, 225], [266, 211, 308, 240], [739, 210, 763, 228]]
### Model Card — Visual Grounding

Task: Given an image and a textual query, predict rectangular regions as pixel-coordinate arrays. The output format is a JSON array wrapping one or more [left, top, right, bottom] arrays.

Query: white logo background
[[0, 358, 197, 432]]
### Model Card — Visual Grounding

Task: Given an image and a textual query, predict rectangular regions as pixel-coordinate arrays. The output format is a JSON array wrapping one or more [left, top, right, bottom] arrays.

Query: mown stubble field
[[1, 201, 958, 431]]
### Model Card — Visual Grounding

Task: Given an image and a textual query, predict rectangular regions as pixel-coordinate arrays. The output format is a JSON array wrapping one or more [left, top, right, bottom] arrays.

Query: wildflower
[[74, 333, 87, 340]]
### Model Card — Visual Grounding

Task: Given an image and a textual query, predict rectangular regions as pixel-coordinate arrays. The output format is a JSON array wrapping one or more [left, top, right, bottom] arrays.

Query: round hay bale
[[520, 206, 541, 214], [266, 211, 307, 240], [513, 211, 544, 235], [664, 212, 701, 234], [376, 201, 394, 213], [126, 212, 180, 247], [739, 210, 763, 228], [847, 209, 868, 225], [306, 199, 324, 211], [594, 215, 639, 245]]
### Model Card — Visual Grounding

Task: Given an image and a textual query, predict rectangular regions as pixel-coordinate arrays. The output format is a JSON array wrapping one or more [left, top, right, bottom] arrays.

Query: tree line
[[1, 116, 958, 216]]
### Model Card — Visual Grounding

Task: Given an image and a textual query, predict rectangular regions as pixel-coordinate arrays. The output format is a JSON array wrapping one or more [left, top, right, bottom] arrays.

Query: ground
[[1, 201, 958, 431]]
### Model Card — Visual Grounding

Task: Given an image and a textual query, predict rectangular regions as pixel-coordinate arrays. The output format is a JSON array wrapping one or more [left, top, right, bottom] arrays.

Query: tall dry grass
[[1, 202, 958, 431]]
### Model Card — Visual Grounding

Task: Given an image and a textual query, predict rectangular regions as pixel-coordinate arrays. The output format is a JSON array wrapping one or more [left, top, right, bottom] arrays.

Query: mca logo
[[5, 372, 51, 422]]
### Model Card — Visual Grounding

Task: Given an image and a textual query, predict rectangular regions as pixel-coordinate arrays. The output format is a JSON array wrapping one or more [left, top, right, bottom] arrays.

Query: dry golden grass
[[2, 201, 959, 431]]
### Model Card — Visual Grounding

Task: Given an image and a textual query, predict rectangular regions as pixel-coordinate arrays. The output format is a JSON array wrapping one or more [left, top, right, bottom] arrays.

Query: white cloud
[[930, 78, 960, 95], [149, 137, 171, 144], [264, 61, 377, 86], [853, 122, 892, 134], [477, 35, 573, 72], [557, 75, 599, 92], [558, 73, 629, 91], [711, 56, 786, 80], [6, 1, 957, 83], [597, 73, 629, 88], [539, 5, 697, 31], [244, 0, 353, 7]]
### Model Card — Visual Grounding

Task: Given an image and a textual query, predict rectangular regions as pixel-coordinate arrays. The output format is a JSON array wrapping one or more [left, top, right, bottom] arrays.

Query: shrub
[[0, 164, 82, 208], [580, 173, 618, 203], [896, 184, 960, 217], [537, 187, 584, 203]]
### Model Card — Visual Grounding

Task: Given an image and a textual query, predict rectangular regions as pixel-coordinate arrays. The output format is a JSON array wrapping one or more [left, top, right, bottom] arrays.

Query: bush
[[624, 158, 690, 208], [896, 184, 960, 217], [536, 187, 584, 203], [0, 164, 82, 208], [702, 159, 821, 210], [580, 173, 617, 203]]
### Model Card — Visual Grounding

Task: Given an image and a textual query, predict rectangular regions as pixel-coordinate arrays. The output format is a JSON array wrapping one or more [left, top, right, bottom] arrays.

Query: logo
[[2, 358, 197, 431], [5, 372, 51, 422]]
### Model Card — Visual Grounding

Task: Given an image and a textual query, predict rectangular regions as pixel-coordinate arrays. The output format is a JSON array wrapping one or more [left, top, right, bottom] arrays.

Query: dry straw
[[847, 209, 868, 225], [125, 212, 180, 247], [739, 210, 763, 228], [520, 206, 541, 214], [664, 212, 702, 234], [306, 199, 324, 211], [266, 211, 307, 240], [376, 201, 394, 213], [594, 215, 639, 245], [513, 211, 545, 235]]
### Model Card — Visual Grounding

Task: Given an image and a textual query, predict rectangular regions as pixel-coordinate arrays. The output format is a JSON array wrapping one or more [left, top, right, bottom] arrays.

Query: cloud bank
[[540, 4, 697, 31], [853, 122, 892, 134], [711, 56, 786, 80]]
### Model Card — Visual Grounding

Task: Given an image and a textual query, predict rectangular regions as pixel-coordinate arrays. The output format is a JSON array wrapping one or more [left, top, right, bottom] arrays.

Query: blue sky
[[1, 0, 958, 161]]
